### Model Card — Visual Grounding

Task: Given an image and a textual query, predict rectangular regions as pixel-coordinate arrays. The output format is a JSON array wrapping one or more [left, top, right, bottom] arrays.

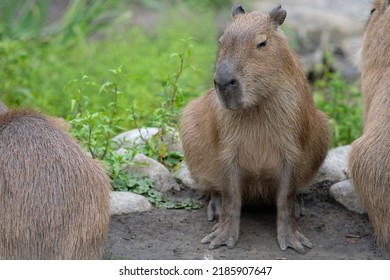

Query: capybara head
[[214, 4, 289, 110], [361, 0, 390, 70]]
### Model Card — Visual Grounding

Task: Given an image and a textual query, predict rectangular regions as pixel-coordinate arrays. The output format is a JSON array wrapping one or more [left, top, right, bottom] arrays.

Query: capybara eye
[[370, 8, 376, 15], [257, 40, 267, 48]]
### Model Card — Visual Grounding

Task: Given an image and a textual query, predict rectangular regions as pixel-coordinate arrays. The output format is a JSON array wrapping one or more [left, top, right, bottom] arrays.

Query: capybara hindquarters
[[349, 0, 390, 251], [0, 110, 111, 259]]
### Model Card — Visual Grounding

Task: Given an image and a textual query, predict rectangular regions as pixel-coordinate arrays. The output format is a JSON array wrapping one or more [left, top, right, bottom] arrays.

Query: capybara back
[[349, 0, 390, 251], [0, 109, 111, 259]]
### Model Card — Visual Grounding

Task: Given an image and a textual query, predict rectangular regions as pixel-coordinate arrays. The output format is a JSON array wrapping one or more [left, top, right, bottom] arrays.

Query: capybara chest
[[220, 121, 284, 177]]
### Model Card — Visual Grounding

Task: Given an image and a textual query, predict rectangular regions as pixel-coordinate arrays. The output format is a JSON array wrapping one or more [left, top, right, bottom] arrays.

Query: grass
[[312, 57, 363, 147], [1, 2, 218, 122]]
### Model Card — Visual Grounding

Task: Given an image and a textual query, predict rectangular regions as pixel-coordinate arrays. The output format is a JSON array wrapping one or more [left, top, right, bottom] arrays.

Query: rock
[[122, 153, 181, 192], [112, 127, 183, 153], [0, 101, 8, 113], [113, 127, 158, 147], [203, 254, 214, 260], [110, 191, 152, 215], [329, 180, 366, 214], [313, 145, 351, 184], [338, 36, 362, 70], [175, 161, 197, 189]]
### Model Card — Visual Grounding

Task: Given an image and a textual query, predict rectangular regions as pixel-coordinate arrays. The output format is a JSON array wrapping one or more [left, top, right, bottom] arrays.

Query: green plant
[[132, 0, 233, 9], [0, 0, 120, 42], [68, 66, 123, 160], [313, 58, 363, 147], [115, 172, 199, 210], [67, 64, 199, 210], [0, 0, 50, 40], [0, 0, 128, 111], [0, 1, 217, 118], [0, 40, 36, 106], [129, 38, 195, 170]]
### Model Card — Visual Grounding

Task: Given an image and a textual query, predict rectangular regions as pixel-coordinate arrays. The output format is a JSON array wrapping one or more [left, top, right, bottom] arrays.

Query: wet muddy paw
[[201, 222, 239, 249], [278, 230, 312, 254]]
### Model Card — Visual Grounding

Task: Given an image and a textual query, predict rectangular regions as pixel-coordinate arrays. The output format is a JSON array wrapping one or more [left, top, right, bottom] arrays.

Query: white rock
[[113, 127, 159, 147], [113, 127, 183, 153], [329, 180, 366, 214], [339, 36, 363, 69], [313, 145, 351, 184], [175, 161, 197, 189], [110, 191, 152, 215], [123, 153, 180, 192]]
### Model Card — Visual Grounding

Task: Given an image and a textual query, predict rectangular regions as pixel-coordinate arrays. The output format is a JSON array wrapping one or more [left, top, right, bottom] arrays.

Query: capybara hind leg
[[207, 191, 222, 222], [295, 195, 305, 218]]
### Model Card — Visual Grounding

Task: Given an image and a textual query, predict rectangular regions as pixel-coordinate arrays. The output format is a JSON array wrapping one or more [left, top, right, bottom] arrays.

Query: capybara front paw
[[201, 223, 239, 249], [278, 229, 312, 254]]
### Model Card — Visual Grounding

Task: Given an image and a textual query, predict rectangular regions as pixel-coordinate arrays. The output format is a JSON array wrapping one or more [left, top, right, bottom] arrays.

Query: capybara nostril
[[229, 79, 238, 87]]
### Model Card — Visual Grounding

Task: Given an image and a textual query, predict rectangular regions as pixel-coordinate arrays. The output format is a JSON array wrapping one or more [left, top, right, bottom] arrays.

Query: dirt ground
[[104, 181, 390, 260]]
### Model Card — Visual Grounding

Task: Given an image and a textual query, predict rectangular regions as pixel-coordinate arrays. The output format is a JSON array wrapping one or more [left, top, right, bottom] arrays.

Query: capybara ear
[[270, 5, 287, 27], [232, 3, 245, 18]]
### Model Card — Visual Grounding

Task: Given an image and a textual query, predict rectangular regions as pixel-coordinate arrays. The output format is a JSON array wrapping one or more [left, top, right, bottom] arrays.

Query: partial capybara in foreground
[[0, 101, 71, 131], [180, 4, 329, 253], [349, 0, 390, 251], [0, 109, 111, 259]]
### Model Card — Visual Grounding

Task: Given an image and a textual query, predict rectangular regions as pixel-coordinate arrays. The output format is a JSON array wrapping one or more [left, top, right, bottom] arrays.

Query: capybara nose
[[214, 76, 239, 92], [214, 58, 238, 92]]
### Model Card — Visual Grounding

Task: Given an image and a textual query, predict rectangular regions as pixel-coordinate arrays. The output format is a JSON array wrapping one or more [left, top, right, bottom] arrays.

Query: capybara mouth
[[215, 87, 243, 110]]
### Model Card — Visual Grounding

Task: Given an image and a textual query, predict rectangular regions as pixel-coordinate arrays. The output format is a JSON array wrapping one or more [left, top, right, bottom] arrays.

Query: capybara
[[180, 4, 329, 253], [0, 109, 111, 259], [349, 0, 390, 251], [0, 101, 70, 131]]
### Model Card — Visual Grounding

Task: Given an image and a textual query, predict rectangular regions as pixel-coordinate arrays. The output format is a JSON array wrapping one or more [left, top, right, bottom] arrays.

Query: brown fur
[[0, 109, 111, 259], [349, 0, 390, 251], [180, 4, 329, 253], [0, 101, 71, 132]]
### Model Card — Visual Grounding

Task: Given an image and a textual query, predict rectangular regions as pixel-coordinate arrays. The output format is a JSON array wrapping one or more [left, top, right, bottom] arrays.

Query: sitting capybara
[[349, 0, 390, 251], [180, 4, 329, 253], [0, 108, 111, 259]]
